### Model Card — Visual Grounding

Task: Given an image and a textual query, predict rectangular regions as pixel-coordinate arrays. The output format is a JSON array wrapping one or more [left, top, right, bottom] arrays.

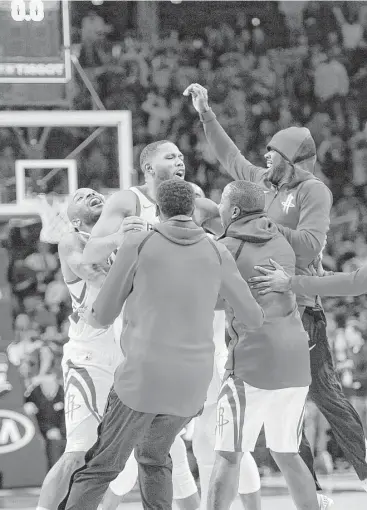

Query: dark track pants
[[300, 307, 367, 488], [58, 387, 193, 510]]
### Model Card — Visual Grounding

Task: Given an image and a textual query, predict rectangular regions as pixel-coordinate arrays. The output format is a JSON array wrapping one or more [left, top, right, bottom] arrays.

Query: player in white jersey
[[83, 140, 221, 265], [36, 189, 138, 510]]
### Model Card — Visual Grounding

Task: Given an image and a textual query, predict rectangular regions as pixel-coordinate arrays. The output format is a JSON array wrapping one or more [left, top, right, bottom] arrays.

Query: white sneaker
[[317, 493, 334, 509], [361, 479, 367, 492]]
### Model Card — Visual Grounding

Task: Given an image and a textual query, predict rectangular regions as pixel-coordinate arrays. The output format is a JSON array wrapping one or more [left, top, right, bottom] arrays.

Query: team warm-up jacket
[[219, 213, 311, 390], [90, 216, 264, 418], [290, 265, 367, 298], [200, 109, 333, 309]]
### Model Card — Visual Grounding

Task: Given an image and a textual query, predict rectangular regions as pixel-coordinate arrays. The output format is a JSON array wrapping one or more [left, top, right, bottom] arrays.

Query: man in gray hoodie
[[58, 179, 264, 510], [184, 83, 367, 496]]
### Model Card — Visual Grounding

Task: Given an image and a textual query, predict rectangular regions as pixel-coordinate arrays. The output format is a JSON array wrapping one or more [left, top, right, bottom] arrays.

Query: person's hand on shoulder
[[183, 83, 211, 114], [121, 216, 149, 235]]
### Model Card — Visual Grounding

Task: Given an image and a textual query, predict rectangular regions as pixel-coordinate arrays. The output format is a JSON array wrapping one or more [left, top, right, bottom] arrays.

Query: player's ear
[[231, 206, 241, 220], [144, 163, 154, 177], [71, 218, 81, 229]]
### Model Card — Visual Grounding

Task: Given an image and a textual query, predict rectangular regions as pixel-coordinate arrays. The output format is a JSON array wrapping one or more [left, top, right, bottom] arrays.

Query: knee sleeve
[[238, 452, 261, 495], [109, 450, 138, 497], [170, 434, 198, 499]]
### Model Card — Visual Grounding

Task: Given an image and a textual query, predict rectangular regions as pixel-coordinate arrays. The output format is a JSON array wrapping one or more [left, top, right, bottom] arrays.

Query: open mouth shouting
[[88, 195, 104, 208], [175, 168, 185, 179]]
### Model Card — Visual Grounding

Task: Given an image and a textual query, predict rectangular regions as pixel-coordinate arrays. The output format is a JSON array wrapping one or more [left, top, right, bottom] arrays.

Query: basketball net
[[38, 194, 72, 244]]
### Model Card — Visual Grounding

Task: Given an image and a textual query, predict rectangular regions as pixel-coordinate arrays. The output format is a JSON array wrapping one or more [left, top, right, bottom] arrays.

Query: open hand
[[113, 216, 149, 247], [183, 83, 210, 114], [121, 216, 148, 234], [248, 259, 291, 295]]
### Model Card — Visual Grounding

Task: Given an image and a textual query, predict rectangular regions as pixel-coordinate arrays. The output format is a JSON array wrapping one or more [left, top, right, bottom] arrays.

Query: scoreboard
[[0, 0, 71, 84]]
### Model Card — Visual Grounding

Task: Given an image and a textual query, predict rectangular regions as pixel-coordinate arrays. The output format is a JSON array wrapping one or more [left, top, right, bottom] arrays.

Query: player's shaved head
[[222, 181, 265, 214], [67, 188, 105, 229], [156, 179, 195, 219], [220, 181, 265, 229], [140, 140, 171, 172]]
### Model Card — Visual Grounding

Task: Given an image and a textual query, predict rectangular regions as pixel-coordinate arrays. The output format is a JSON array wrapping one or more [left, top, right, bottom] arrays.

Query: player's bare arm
[[184, 83, 264, 183], [83, 190, 139, 264], [194, 197, 223, 236], [59, 232, 108, 288]]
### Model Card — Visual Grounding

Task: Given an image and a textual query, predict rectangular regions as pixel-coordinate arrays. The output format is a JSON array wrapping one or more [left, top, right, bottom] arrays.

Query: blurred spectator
[[333, 4, 364, 50], [24, 372, 65, 470], [313, 51, 349, 104], [44, 270, 70, 316]]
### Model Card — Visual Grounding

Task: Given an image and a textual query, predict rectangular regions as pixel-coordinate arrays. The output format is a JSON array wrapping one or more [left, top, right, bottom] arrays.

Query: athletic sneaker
[[317, 493, 334, 509]]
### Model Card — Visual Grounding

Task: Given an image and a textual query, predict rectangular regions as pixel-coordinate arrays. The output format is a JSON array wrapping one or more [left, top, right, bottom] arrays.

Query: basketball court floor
[[1, 474, 365, 510]]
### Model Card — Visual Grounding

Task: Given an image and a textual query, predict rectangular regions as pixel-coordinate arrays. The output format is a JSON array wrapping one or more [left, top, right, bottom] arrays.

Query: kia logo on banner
[[0, 410, 35, 454]]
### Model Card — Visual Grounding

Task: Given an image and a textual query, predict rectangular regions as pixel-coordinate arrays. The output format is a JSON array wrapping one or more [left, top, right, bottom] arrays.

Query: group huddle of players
[[34, 84, 367, 510]]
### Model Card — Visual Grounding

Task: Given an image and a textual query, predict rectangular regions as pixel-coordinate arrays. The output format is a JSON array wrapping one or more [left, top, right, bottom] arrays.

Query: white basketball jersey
[[65, 231, 115, 345], [130, 186, 160, 226], [66, 277, 111, 342], [206, 233, 227, 406]]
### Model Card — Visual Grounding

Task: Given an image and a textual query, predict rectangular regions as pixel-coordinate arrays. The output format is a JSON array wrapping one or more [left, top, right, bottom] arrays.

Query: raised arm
[[218, 244, 265, 329], [277, 181, 333, 266], [58, 233, 107, 288], [184, 83, 266, 183], [83, 190, 138, 265], [291, 266, 367, 297], [332, 6, 346, 26]]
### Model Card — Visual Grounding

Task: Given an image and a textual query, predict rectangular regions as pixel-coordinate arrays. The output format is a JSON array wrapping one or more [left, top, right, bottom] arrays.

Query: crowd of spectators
[[2, 0, 367, 475]]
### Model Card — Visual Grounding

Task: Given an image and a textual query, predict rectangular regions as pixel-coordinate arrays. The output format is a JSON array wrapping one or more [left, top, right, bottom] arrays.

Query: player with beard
[[184, 83, 367, 506], [81, 142, 221, 510], [36, 188, 138, 510], [37, 188, 204, 510], [83, 140, 221, 266]]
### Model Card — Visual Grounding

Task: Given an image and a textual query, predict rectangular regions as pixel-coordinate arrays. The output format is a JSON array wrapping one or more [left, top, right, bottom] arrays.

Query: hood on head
[[268, 126, 317, 177], [154, 216, 207, 245], [221, 213, 279, 244]]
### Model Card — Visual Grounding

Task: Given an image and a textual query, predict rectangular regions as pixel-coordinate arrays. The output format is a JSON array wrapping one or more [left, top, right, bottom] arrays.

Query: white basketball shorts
[[62, 332, 121, 453], [215, 375, 308, 453]]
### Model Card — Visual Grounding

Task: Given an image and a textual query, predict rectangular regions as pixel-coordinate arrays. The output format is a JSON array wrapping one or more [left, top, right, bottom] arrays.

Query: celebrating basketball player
[[82, 140, 222, 266], [37, 187, 208, 510], [184, 82, 367, 505], [36, 188, 138, 510]]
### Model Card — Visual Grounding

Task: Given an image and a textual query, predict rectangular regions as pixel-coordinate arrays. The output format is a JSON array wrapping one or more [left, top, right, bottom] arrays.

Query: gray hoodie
[[91, 216, 264, 417]]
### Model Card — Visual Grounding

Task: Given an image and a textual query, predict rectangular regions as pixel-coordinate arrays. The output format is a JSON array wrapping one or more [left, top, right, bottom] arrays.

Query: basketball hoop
[[38, 193, 72, 245]]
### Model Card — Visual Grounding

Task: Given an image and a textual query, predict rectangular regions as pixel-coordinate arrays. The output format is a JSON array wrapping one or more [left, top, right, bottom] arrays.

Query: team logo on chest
[[281, 194, 295, 214]]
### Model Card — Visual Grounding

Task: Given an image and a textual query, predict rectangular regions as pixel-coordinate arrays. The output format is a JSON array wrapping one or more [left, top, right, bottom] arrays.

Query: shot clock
[[0, 0, 71, 83]]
